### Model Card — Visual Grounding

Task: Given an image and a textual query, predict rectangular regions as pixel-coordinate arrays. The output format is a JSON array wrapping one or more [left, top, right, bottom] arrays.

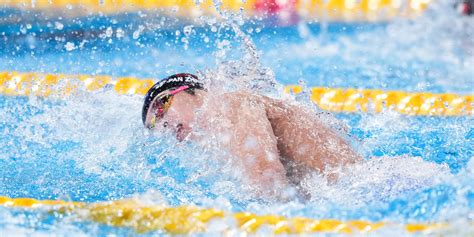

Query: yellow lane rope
[[0, 196, 450, 234], [0, 71, 471, 116], [1, 0, 429, 21], [284, 85, 473, 116]]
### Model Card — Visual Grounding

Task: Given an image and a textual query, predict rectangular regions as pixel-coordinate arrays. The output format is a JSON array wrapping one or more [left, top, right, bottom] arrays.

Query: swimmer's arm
[[227, 101, 290, 198], [231, 126, 290, 198]]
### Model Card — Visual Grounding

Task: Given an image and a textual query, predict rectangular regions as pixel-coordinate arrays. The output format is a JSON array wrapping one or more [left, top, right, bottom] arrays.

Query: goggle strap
[[169, 85, 190, 95]]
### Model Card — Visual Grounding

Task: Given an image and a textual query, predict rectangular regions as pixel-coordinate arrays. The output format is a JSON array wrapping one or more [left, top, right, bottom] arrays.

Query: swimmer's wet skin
[[143, 73, 362, 200]]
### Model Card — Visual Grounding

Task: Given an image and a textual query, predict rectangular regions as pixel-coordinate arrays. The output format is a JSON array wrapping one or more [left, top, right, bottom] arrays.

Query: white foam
[[301, 156, 452, 206], [14, 87, 146, 178]]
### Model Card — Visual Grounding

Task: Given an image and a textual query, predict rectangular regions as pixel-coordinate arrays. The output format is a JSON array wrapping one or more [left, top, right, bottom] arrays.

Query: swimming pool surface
[[0, 2, 473, 235]]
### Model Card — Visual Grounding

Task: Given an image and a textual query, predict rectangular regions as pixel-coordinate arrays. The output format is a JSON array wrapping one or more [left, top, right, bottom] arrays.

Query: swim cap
[[142, 73, 204, 126]]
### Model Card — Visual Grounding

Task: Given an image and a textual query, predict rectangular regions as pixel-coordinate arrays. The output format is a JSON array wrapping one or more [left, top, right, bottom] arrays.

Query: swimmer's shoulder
[[224, 90, 254, 98], [220, 91, 293, 113], [220, 90, 260, 103]]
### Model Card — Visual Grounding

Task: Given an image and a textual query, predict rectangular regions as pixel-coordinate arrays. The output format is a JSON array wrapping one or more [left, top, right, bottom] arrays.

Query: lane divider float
[[0, 71, 471, 116], [0, 196, 450, 234], [284, 85, 473, 116]]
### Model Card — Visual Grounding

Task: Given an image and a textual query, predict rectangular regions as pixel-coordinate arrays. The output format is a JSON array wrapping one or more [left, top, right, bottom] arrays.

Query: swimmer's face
[[159, 91, 202, 141]]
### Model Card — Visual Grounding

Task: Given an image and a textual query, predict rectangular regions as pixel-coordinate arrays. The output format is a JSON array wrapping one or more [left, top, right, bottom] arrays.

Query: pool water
[[0, 1, 473, 235]]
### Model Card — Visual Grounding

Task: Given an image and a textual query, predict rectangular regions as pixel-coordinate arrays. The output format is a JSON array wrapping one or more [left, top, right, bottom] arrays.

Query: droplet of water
[[64, 42, 75, 51], [105, 27, 113, 38], [19, 25, 27, 34], [78, 40, 88, 48], [183, 25, 193, 37], [116, 28, 125, 38], [54, 21, 64, 30], [207, 18, 217, 25], [133, 25, 145, 40], [181, 37, 189, 50]]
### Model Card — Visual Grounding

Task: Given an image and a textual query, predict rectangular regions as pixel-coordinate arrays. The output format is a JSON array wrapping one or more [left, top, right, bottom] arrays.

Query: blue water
[[0, 2, 473, 235]]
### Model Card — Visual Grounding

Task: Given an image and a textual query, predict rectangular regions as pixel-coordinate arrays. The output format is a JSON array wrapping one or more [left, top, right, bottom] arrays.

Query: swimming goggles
[[146, 85, 190, 129]]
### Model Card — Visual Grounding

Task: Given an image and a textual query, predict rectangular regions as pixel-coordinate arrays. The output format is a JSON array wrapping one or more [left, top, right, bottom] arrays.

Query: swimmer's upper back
[[259, 95, 362, 174]]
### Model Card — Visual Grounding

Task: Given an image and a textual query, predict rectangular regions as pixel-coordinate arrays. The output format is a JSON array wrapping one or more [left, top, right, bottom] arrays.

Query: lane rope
[[0, 196, 451, 234], [0, 71, 472, 116]]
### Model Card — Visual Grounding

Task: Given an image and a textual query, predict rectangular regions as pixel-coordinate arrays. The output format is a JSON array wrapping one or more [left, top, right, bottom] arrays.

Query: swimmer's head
[[142, 73, 205, 140]]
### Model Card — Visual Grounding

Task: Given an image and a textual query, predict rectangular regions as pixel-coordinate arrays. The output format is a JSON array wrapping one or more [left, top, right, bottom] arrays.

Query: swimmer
[[142, 73, 362, 199]]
